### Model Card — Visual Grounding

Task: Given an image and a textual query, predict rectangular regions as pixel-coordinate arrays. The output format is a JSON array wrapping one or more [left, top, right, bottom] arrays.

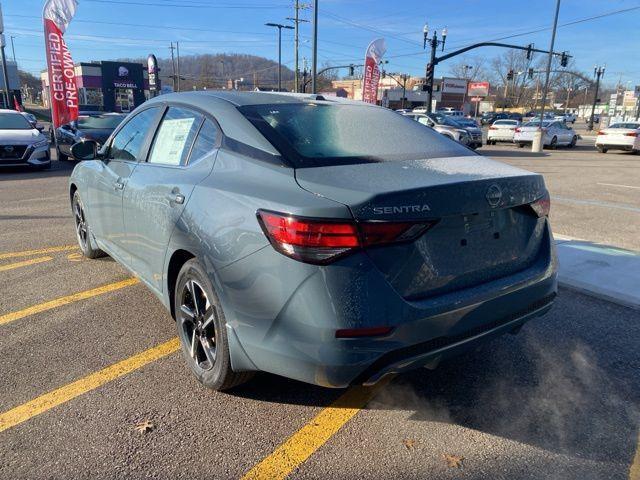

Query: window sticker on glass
[[149, 117, 196, 165]]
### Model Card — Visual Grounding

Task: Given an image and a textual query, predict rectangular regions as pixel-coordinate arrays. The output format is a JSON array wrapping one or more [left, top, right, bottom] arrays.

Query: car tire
[[568, 136, 577, 148], [175, 259, 254, 391], [517, 142, 525, 148], [57, 147, 69, 162], [548, 136, 558, 149], [72, 190, 105, 259], [597, 146, 608, 154]]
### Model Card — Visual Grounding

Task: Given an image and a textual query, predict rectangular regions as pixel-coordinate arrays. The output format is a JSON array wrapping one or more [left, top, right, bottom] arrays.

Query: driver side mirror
[[71, 139, 100, 161], [36, 124, 44, 132]]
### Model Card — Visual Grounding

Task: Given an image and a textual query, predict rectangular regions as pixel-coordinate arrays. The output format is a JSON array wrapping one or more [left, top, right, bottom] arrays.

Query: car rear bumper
[[595, 140, 637, 150], [487, 132, 514, 141], [220, 222, 557, 388]]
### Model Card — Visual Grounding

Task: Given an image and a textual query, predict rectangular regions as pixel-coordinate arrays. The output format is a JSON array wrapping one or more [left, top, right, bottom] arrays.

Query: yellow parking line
[[0, 338, 180, 433], [0, 256, 53, 272], [241, 378, 390, 480], [0, 278, 140, 326], [0, 245, 78, 260], [630, 433, 640, 480]]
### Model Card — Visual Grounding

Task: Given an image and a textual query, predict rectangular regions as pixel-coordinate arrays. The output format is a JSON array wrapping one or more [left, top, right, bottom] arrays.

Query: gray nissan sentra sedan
[[69, 91, 557, 390]]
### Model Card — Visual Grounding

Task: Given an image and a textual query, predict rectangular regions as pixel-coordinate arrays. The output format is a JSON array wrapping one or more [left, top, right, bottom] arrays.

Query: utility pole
[[311, 0, 318, 93], [219, 60, 225, 88], [169, 42, 176, 92], [422, 23, 447, 113], [10, 35, 15, 61], [461, 65, 472, 112], [265, 23, 294, 91], [287, 1, 309, 93], [302, 57, 308, 93], [588, 65, 605, 131], [0, 4, 11, 108], [532, 0, 561, 152], [176, 41, 181, 92]]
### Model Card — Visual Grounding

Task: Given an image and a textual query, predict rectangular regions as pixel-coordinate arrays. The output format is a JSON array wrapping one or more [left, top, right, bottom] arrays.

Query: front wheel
[[568, 136, 577, 148], [597, 146, 608, 154], [517, 142, 525, 148], [175, 259, 254, 391], [57, 147, 69, 162], [547, 136, 558, 149], [72, 191, 105, 259]]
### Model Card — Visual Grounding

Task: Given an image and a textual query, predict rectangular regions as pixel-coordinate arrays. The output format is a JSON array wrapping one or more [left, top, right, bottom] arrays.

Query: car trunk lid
[[296, 156, 547, 299]]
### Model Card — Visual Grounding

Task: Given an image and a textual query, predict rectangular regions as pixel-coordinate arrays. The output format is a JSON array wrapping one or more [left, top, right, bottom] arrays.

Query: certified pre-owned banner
[[361, 38, 386, 104], [43, 0, 79, 128]]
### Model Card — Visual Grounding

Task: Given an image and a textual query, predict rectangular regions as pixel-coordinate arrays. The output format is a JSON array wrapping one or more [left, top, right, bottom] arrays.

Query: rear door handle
[[167, 192, 185, 205], [114, 180, 125, 190]]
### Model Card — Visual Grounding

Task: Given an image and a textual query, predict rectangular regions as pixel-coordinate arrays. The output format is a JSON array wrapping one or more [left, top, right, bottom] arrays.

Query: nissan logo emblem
[[486, 184, 503, 208], [3, 146, 14, 153]]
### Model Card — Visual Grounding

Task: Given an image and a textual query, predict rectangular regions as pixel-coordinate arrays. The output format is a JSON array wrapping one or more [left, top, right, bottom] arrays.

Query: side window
[[188, 119, 220, 164], [417, 117, 430, 126], [148, 107, 203, 166], [108, 107, 159, 161]]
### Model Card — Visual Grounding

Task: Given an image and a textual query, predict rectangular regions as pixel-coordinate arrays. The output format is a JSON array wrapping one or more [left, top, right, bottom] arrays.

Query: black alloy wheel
[[175, 259, 253, 391], [179, 278, 218, 372], [72, 191, 104, 259]]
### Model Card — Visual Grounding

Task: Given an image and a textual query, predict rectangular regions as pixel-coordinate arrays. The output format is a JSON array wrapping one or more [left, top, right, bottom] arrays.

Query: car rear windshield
[[494, 120, 518, 125], [239, 103, 475, 168], [76, 115, 126, 129], [0, 113, 32, 130]]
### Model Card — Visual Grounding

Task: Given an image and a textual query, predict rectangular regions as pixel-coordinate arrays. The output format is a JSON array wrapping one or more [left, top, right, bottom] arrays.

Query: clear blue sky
[[5, 0, 639, 88]]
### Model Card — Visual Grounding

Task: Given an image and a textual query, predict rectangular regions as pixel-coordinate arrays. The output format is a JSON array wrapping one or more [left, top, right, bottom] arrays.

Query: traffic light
[[425, 62, 434, 80], [381, 70, 386, 79], [528, 68, 534, 80], [560, 52, 568, 67], [526, 43, 533, 60], [506, 69, 514, 81], [348, 64, 355, 77]]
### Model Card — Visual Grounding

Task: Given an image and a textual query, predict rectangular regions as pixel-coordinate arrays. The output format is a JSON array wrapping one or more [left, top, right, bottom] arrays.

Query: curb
[[554, 234, 640, 310]]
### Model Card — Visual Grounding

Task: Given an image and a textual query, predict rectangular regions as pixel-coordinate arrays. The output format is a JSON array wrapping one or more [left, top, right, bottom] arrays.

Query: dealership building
[[41, 60, 149, 113]]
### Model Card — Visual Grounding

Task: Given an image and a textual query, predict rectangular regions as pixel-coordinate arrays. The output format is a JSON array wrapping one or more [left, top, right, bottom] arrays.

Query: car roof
[[146, 90, 369, 108], [0, 109, 23, 115]]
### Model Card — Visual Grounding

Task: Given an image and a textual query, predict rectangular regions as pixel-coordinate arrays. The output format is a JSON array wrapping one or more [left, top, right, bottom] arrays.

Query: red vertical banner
[[361, 38, 386, 104], [43, 0, 79, 128]]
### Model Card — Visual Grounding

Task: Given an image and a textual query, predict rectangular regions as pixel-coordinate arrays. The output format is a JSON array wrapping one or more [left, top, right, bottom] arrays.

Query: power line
[[83, 0, 291, 9]]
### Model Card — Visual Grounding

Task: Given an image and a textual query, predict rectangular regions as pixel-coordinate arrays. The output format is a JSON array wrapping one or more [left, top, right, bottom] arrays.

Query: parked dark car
[[481, 112, 509, 125], [52, 113, 126, 161], [68, 91, 557, 391], [507, 113, 523, 122]]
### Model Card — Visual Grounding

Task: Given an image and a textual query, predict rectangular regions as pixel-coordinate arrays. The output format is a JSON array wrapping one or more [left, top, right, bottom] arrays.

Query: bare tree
[[448, 56, 492, 83]]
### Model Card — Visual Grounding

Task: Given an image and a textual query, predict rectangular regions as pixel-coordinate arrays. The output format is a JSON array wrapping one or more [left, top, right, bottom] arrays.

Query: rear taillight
[[489, 126, 497, 130], [530, 193, 551, 217], [514, 128, 521, 133], [624, 132, 638, 137], [257, 210, 435, 264], [597, 130, 606, 135]]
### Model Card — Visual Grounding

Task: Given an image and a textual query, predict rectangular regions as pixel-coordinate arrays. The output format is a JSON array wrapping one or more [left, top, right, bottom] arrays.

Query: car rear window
[[609, 123, 640, 129], [239, 103, 475, 168]]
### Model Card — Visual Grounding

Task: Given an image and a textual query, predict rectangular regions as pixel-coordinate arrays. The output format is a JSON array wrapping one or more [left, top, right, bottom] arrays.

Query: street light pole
[[588, 66, 605, 131], [265, 23, 294, 91], [422, 23, 447, 114], [311, 0, 318, 93], [532, 0, 561, 152]]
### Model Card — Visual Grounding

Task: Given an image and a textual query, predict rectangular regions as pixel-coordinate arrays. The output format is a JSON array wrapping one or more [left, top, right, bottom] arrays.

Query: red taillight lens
[[530, 193, 551, 217], [489, 126, 497, 130], [514, 128, 521, 133], [597, 130, 606, 135], [257, 210, 434, 264], [335, 326, 393, 338], [624, 132, 638, 137]]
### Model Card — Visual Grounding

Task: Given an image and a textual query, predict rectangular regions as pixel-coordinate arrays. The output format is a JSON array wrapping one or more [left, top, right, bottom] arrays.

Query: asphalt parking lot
[[1, 141, 639, 479]]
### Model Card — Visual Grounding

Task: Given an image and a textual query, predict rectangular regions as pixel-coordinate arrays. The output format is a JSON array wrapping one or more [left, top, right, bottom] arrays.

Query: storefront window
[[80, 88, 104, 106]]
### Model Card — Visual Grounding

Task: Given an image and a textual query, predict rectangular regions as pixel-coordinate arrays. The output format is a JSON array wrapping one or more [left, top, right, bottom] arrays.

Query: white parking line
[[597, 183, 640, 190]]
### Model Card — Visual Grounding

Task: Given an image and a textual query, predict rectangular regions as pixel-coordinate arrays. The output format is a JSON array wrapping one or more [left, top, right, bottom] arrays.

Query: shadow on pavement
[[0, 158, 76, 182], [481, 148, 548, 158], [231, 290, 640, 465]]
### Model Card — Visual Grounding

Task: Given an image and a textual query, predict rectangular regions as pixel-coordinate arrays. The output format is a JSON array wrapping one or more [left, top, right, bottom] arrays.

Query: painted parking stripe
[[0, 338, 180, 433], [0, 245, 78, 261], [241, 378, 390, 480], [0, 278, 140, 326], [597, 182, 640, 190], [630, 432, 640, 480], [0, 256, 53, 272]]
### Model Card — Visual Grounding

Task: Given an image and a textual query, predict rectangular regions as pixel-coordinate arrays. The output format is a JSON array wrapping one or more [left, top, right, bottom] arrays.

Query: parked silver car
[[402, 113, 474, 148]]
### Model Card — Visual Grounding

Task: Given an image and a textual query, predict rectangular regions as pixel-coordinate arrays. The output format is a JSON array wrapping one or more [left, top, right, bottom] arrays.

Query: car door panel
[[122, 109, 221, 291], [87, 106, 163, 265]]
